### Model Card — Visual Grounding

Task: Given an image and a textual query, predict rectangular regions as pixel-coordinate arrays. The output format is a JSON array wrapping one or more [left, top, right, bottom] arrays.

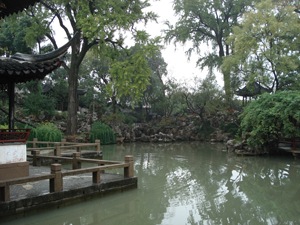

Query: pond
[[3, 142, 300, 225]]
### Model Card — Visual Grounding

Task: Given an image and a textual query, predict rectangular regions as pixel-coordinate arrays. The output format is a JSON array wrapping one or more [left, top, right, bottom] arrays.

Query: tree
[[141, 48, 168, 119], [223, 0, 300, 92], [25, 0, 158, 135], [239, 91, 300, 152], [165, 0, 258, 101], [183, 74, 224, 122], [0, 15, 33, 56], [157, 78, 187, 117]]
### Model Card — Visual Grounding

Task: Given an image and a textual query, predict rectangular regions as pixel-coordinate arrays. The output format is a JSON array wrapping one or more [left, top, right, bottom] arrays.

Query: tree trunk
[[66, 35, 81, 136], [223, 70, 232, 102], [218, 40, 232, 102]]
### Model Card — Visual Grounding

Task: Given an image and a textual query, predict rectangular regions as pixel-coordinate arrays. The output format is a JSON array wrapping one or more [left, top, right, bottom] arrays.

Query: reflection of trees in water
[[233, 157, 300, 224], [100, 143, 300, 225], [187, 155, 300, 225], [7, 143, 300, 225]]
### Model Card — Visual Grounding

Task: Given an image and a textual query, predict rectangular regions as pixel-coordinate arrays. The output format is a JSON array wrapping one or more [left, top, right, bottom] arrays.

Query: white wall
[[0, 144, 27, 164]]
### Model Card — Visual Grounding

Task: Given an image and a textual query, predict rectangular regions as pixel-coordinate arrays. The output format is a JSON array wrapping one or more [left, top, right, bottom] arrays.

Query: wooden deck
[[0, 153, 137, 218]]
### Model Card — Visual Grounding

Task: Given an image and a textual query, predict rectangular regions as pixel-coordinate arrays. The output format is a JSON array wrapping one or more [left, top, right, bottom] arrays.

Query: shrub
[[90, 121, 116, 145], [29, 122, 63, 142], [23, 92, 55, 119], [239, 91, 300, 151], [0, 124, 8, 129]]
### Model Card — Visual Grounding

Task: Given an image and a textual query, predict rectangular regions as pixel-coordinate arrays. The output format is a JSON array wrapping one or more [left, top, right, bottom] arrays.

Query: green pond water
[[2, 142, 300, 225]]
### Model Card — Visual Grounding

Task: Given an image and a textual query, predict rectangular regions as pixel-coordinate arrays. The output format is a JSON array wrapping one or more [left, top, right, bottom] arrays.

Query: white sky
[[145, 0, 205, 84]]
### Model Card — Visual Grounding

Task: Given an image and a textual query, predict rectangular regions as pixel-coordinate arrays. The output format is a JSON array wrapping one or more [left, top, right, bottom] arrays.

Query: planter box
[[0, 129, 31, 143], [0, 129, 31, 180]]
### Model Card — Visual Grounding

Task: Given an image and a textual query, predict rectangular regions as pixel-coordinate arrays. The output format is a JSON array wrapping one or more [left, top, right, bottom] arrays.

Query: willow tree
[[26, 0, 158, 135], [222, 0, 300, 92], [165, 0, 258, 102]]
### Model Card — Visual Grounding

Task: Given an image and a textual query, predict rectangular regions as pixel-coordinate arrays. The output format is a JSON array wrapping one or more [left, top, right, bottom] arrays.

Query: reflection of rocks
[[226, 139, 244, 152], [210, 129, 229, 142], [226, 139, 268, 156], [135, 132, 175, 143]]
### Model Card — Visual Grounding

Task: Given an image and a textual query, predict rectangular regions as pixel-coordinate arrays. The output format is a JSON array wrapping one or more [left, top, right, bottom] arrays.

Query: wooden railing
[[27, 138, 101, 156], [0, 154, 134, 202]]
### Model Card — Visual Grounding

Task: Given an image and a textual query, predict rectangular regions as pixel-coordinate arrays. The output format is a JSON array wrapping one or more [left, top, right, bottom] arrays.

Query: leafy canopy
[[223, 0, 300, 92], [239, 91, 300, 150], [165, 0, 257, 99]]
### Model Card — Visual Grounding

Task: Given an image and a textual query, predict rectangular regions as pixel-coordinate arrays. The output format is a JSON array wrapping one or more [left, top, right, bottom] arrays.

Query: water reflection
[[2, 142, 300, 225]]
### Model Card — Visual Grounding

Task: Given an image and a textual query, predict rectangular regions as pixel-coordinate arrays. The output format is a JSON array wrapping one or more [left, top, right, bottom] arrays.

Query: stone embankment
[[109, 113, 237, 143]]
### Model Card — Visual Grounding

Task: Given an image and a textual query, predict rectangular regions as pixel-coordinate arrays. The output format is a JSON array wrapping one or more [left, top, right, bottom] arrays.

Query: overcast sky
[[145, 0, 204, 84]]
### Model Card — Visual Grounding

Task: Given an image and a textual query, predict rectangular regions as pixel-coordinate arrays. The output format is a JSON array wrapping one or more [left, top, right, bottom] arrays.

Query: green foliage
[[223, 0, 300, 92], [30, 122, 63, 142], [0, 15, 33, 55], [0, 124, 8, 129], [23, 89, 56, 119], [165, 0, 258, 100], [24, 0, 158, 135], [221, 122, 239, 137], [196, 121, 214, 140], [239, 91, 300, 150], [90, 121, 116, 145], [154, 78, 187, 117], [184, 74, 225, 121], [102, 113, 124, 125], [108, 43, 161, 107]]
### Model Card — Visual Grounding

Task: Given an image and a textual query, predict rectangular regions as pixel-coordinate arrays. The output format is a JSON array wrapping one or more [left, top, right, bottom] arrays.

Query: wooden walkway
[[0, 148, 137, 218]]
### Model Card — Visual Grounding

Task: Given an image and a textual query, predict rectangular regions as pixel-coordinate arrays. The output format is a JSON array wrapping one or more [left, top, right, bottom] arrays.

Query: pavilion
[[0, 0, 73, 179], [235, 81, 271, 105]]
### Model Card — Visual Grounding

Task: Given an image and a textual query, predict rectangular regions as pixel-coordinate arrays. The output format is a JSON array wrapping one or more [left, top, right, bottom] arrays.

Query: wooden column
[[50, 164, 63, 192], [124, 155, 134, 178], [72, 152, 81, 169], [31, 150, 41, 166], [8, 82, 15, 130]]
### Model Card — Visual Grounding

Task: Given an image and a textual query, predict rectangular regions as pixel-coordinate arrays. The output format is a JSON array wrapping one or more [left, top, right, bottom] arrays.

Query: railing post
[[61, 138, 66, 146], [95, 139, 100, 152], [31, 150, 41, 166], [50, 164, 63, 192], [124, 155, 134, 178], [0, 183, 10, 202], [93, 169, 101, 184], [54, 143, 61, 156], [72, 152, 81, 169], [33, 138, 38, 148]]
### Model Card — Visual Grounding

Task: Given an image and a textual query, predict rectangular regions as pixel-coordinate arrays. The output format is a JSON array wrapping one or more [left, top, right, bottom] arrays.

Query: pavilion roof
[[235, 82, 271, 97], [0, 38, 73, 86], [0, 0, 40, 19], [0, 0, 71, 87]]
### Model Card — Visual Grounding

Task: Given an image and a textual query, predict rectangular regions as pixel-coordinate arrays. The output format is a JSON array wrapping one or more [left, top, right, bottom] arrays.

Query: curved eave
[[0, 33, 78, 85], [0, 57, 63, 84], [0, 0, 40, 19], [11, 34, 74, 63]]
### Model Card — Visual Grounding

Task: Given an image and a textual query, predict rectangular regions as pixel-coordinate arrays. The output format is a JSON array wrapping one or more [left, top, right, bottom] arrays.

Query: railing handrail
[[0, 164, 127, 187], [27, 141, 98, 146], [0, 174, 55, 187], [62, 163, 128, 177], [27, 154, 121, 165], [0, 155, 134, 202], [27, 139, 101, 156]]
